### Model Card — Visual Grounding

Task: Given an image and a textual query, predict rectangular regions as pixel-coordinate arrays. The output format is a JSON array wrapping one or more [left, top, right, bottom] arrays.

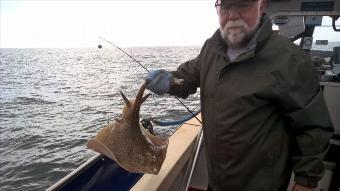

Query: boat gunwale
[[46, 153, 102, 191]]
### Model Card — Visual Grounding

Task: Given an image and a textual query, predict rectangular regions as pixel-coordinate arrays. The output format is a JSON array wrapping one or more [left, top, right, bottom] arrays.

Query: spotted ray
[[87, 82, 169, 174]]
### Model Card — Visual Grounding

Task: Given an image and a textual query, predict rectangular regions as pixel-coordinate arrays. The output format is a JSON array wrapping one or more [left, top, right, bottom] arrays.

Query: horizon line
[[0, 44, 205, 49], [1, 41, 340, 49]]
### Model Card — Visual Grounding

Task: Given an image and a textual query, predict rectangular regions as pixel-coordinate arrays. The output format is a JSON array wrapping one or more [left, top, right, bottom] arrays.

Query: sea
[[0, 47, 201, 191], [1, 42, 339, 191]]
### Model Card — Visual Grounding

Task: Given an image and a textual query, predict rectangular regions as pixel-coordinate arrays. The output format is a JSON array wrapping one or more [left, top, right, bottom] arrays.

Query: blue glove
[[145, 69, 172, 95]]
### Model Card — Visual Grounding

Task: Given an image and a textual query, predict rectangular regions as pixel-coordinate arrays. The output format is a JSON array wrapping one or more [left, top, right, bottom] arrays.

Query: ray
[[87, 82, 169, 174]]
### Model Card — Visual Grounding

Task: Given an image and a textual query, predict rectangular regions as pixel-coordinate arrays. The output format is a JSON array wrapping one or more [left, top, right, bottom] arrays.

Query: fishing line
[[96, 41, 112, 124], [98, 37, 202, 125]]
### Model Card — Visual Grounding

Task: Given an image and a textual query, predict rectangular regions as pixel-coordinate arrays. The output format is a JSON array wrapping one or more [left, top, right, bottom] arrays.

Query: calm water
[[0, 47, 201, 191]]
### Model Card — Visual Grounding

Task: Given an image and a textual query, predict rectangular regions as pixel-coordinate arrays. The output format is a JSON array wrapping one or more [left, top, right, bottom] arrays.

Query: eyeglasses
[[215, 0, 258, 15]]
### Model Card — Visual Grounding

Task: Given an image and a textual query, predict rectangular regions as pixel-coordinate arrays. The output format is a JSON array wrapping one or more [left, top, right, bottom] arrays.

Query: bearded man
[[145, 0, 334, 190]]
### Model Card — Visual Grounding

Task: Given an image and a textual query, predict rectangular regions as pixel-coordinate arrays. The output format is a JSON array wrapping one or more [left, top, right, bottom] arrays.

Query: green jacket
[[169, 14, 334, 191]]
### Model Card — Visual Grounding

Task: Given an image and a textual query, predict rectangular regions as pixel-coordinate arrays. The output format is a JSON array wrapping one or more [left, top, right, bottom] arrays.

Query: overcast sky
[[0, 0, 338, 48]]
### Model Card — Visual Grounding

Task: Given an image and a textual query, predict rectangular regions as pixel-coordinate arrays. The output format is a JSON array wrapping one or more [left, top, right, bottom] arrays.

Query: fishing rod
[[98, 36, 202, 125], [99, 37, 150, 72], [98, 37, 204, 191]]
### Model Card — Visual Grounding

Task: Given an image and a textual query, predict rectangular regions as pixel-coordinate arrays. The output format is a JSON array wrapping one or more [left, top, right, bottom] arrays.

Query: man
[[146, 0, 334, 190]]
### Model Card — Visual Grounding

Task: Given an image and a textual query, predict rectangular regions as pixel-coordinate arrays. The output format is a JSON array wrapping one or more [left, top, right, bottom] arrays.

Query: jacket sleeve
[[168, 41, 208, 99], [273, 52, 334, 188]]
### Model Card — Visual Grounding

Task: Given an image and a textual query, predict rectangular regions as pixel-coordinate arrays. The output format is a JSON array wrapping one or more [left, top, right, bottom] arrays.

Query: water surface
[[0, 47, 201, 191]]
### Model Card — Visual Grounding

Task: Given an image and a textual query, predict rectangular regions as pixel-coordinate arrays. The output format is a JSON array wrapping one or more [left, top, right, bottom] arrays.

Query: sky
[[0, 0, 339, 48], [0, 0, 218, 48]]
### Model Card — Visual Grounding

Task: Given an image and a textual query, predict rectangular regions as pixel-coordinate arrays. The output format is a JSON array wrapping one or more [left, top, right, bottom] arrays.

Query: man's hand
[[292, 183, 318, 191], [145, 69, 172, 95]]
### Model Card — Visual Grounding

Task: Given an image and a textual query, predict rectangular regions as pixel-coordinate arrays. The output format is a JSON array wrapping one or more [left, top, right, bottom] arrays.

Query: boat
[[47, 116, 203, 191], [48, 0, 340, 190]]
